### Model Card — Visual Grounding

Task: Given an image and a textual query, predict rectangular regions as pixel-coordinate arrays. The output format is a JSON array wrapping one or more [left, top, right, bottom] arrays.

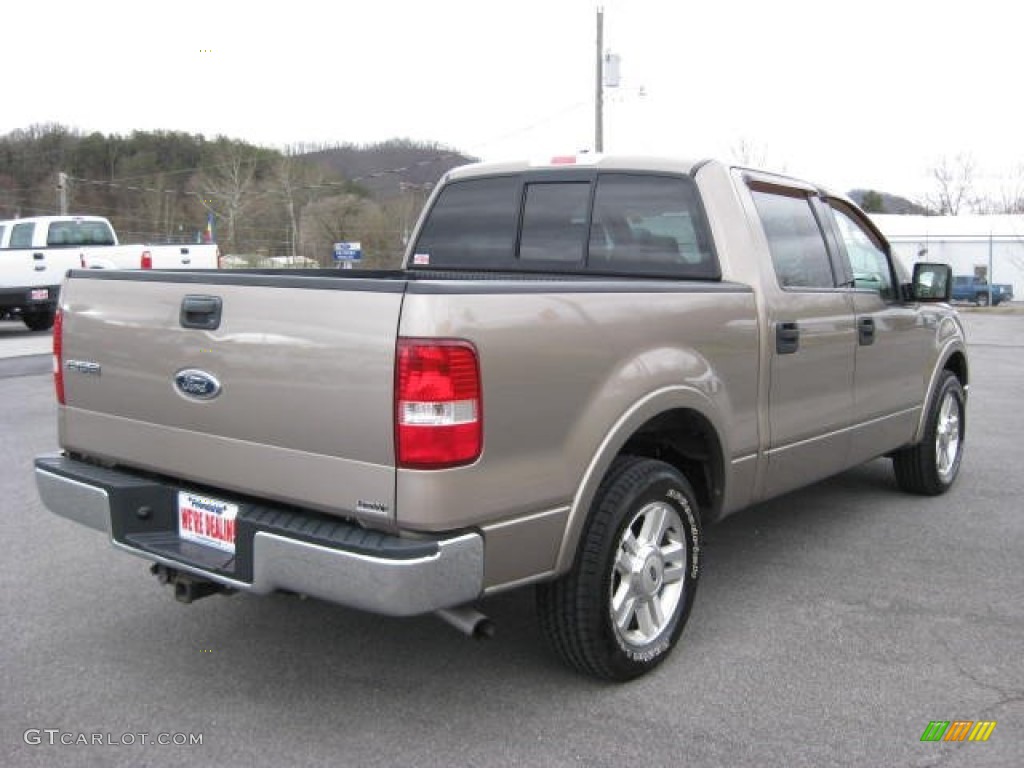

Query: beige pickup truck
[[35, 155, 967, 680]]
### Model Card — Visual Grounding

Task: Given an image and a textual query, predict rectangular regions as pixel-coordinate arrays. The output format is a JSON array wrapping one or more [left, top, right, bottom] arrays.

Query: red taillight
[[396, 340, 482, 469], [141, 250, 152, 269], [53, 309, 65, 405]]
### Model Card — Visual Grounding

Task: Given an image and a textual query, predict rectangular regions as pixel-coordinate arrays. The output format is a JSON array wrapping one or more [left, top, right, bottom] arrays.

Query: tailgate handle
[[180, 295, 222, 330]]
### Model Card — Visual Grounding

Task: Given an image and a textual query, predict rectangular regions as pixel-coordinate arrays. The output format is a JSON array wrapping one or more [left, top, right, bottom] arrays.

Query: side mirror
[[909, 262, 952, 302]]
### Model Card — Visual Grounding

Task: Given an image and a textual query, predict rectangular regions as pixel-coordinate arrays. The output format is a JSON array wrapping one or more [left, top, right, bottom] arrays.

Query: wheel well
[[619, 409, 724, 522], [944, 351, 968, 389]]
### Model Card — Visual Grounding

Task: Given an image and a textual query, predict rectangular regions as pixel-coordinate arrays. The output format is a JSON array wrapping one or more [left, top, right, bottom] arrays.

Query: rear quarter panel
[[395, 283, 760, 541]]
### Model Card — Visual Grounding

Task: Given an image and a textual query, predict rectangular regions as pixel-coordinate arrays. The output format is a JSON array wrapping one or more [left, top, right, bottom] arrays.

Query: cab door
[[747, 184, 857, 499], [824, 201, 933, 463], [0, 222, 44, 291]]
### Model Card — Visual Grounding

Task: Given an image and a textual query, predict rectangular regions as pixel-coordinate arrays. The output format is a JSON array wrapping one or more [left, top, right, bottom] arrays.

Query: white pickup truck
[[0, 215, 219, 331]]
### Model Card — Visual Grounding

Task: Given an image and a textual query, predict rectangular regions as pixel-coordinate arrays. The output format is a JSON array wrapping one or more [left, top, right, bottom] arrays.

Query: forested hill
[[0, 125, 473, 266], [302, 139, 471, 198], [848, 188, 931, 215]]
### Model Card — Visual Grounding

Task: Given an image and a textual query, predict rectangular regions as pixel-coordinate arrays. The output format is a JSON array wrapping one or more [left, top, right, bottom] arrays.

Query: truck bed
[[56, 267, 757, 535]]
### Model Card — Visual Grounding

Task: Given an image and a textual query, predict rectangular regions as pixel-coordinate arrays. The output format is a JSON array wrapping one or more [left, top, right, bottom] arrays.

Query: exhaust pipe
[[435, 606, 495, 640], [173, 577, 225, 604]]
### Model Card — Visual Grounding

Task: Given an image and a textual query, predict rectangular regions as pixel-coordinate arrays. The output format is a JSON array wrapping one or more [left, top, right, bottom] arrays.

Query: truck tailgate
[[58, 271, 405, 526]]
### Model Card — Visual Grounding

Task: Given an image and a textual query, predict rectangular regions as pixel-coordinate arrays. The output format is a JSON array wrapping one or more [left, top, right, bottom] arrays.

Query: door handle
[[776, 322, 799, 354], [180, 295, 222, 330], [858, 317, 876, 346]]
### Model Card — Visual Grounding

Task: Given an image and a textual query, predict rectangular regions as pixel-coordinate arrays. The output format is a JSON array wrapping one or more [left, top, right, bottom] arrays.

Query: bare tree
[[301, 194, 399, 268], [196, 142, 260, 254], [730, 137, 769, 168], [979, 164, 1024, 214], [270, 151, 330, 258], [926, 154, 976, 215], [134, 173, 177, 240]]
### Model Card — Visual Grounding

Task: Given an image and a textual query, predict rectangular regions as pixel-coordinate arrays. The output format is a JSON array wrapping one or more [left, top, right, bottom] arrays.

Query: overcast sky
[[2, 0, 1017, 201]]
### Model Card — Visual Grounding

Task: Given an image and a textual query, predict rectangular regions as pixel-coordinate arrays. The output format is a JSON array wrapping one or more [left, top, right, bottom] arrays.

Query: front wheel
[[537, 456, 702, 681], [893, 371, 965, 495], [976, 292, 990, 307]]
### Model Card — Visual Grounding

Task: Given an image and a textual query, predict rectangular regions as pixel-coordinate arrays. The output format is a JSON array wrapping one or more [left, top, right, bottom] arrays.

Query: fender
[[553, 385, 731, 575], [912, 325, 969, 444]]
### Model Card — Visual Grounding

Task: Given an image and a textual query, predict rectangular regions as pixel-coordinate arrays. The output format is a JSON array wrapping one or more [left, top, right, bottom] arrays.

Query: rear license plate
[[178, 492, 238, 554], [30, 288, 48, 301]]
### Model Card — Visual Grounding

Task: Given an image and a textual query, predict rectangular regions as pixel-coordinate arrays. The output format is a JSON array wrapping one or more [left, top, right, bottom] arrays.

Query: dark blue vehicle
[[951, 275, 1014, 306]]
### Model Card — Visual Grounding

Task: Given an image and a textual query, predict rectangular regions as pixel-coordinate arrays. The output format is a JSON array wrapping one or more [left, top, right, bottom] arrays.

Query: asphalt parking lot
[[1, 313, 1022, 768]]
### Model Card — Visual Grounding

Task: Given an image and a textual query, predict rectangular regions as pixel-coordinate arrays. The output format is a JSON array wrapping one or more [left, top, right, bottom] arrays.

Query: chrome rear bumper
[[35, 454, 483, 617]]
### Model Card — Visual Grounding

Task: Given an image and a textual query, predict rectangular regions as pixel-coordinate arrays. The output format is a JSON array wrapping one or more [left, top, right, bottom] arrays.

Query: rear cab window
[[412, 171, 719, 279], [47, 220, 116, 247]]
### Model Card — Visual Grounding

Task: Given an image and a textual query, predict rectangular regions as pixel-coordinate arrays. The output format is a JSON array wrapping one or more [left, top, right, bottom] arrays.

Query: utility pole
[[57, 172, 68, 215], [987, 229, 994, 306], [595, 6, 604, 153]]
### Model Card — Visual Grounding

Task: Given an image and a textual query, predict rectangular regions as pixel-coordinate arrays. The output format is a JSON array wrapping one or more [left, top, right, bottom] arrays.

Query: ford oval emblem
[[174, 369, 222, 400]]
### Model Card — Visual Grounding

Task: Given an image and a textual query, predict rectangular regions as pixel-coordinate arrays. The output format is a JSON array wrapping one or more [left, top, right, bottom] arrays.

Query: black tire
[[22, 309, 55, 332], [976, 292, 989, 307], [537, 456, 702, 681], [893, 371, 965, 495]]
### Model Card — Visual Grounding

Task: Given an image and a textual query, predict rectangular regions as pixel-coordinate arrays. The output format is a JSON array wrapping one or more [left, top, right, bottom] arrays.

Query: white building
[[870, 214, 1024, 300]]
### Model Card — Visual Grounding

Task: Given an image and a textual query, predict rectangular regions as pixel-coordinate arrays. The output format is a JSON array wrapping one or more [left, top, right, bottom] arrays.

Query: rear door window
[[751, 189, 836, 289], [9, 222, 35, 248]]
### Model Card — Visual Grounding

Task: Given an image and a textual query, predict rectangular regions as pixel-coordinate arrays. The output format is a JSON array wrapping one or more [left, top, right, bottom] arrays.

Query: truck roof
[[445, 154, 706, 181], [1, 214, 112, 226], [443, 154, 846, 201]]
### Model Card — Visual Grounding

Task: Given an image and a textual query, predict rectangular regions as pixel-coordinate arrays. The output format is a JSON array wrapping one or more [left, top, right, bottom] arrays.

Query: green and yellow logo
[[920, 720, 996, 742]]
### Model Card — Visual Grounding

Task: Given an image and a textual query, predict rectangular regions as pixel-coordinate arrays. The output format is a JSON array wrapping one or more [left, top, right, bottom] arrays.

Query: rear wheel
[[976, 292, 989, 306], [537, 456, 702, 681], [22, 309, 55, 332], [893, 371, 965, 495]]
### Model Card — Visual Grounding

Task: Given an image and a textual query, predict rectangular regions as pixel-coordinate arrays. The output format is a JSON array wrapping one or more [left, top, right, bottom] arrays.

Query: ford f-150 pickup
[[34, 155, 967, 680], [0, 215, 218, 330]]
